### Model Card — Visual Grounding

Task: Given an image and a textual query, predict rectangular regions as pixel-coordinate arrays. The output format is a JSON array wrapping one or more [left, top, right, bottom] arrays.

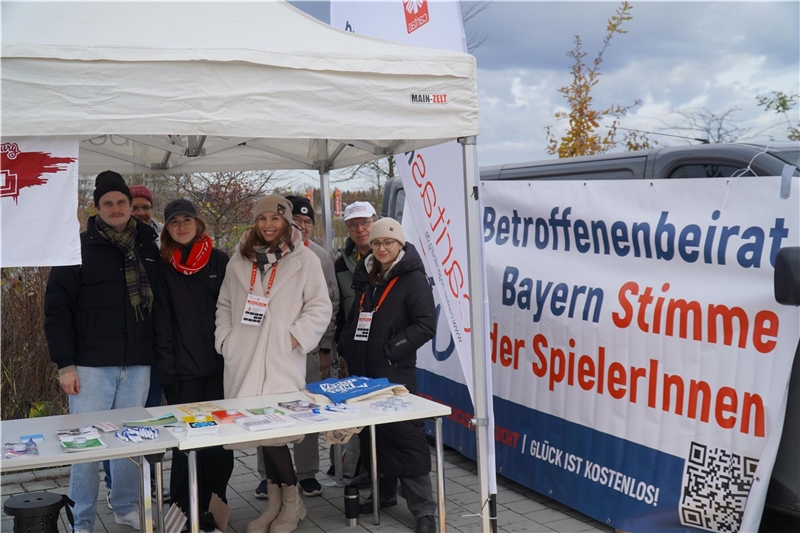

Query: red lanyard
[[359, 277, 399, 312], [250, 262, 278, 297]]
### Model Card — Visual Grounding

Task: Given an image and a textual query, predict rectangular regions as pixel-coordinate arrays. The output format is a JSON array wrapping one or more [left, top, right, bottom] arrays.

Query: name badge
[[241, 294, 269, 326], [354, 311, 373, 341]]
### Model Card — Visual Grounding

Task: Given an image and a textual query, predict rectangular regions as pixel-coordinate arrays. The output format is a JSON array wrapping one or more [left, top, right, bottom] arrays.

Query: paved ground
[[1, 439, 615, 533]]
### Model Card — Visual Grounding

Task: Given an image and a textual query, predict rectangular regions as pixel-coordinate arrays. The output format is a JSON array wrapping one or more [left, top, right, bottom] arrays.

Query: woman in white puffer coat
[[215, 194, 331, 533]]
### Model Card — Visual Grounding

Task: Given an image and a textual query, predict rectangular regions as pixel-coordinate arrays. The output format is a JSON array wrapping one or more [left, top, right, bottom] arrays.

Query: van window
[[669, 164, 741, 179], [394, 188, 406, 223], [774, 150, 799, 168]]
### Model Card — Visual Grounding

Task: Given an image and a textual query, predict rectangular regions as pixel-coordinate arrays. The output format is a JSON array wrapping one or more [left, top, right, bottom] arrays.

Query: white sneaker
[[115, 510, 141, 531], [73, 529, 93, 533], [106, 492, 113, 511]]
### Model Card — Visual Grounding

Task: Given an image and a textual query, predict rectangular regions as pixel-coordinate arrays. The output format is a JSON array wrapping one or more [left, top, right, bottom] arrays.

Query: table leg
[[189, 450, 199, 533], [142, 456, 154, 533], [435, 417, 447, 533], [370, 424, 379, 525], [154, 460, 164, 533]]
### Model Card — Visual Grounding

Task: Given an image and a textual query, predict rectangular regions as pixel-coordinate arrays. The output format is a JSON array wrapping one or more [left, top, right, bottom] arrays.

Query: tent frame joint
[[458, 136, 477, 146], [469, 417, 488, 429]]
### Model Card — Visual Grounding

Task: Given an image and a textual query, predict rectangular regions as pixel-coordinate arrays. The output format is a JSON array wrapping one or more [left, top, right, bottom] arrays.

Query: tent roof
[[1, 1, 478, 173]]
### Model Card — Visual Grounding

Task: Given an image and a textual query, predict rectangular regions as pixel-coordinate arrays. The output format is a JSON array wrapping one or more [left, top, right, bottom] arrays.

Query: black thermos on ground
[[344, 484, 360, 527]]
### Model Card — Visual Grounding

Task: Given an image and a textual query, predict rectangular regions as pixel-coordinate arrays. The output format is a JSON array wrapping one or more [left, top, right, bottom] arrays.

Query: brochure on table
[[145, 391, 452, 451], [0, 406, 178, 472]]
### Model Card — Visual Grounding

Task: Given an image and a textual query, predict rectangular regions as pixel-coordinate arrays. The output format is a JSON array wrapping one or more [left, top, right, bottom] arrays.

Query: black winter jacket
[[339, 242, 436, 392], [153, 248, 229, 387], [340, 243, 436, 478], [44, 216, 159, 369]]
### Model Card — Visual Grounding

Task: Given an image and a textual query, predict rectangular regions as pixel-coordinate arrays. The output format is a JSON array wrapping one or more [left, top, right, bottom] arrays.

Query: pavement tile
[[503, 497, 548, 515], [0, 471, 36, 485], [305, 501, 343, 520], [495, 509, 530, 527], [1, 484, 24, 495], [307, 512, 363, 531], [20, 479, 58, 491], [547, 517, 601, 533], [228, 505, 259, 522], [501, 521, 557, 532], [526, 507, 574, 525], [225, 497, 252, 511]]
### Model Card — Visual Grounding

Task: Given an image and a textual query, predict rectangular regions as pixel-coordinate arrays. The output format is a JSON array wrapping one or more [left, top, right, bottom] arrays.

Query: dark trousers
[[165, 374, 234, 515]]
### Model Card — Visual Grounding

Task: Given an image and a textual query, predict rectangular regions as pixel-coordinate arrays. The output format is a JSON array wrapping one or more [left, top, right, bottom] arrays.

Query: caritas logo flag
[[404, 0, 429, 33], [1, 137, 81, 267]]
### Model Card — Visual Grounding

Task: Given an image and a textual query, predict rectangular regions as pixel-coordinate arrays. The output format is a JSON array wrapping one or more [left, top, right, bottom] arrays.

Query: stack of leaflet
[[181, 415, 220, 437], [235, 411, 296, 432], [57, 426, 107, 453]]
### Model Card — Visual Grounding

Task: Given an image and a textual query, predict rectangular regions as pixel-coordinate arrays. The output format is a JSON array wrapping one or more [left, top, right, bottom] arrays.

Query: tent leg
[[459, 136, 495, 533]]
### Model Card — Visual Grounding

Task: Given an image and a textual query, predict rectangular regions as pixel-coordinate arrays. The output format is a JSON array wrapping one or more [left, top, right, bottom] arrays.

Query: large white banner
[[331, 0, 498, 496], [331, 0, 473, 395], [482, 177, 800, 532], [1, 137, 80, 267]]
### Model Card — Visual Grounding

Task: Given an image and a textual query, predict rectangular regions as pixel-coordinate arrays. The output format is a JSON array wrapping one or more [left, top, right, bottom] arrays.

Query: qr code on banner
[[679, 442, 759, 533]]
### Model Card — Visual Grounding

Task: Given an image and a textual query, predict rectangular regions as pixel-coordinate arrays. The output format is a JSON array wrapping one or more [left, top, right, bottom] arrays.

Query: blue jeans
[[103, 366, 161, 490], [69, 366, 150, 531]]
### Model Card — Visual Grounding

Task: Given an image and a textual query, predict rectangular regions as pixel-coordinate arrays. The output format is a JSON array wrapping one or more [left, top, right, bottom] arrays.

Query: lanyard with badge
[[354, 277, 399, 341], [241, 262, 278, 326]]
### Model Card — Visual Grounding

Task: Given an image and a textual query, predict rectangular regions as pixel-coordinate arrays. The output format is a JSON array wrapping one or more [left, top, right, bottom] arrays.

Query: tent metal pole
[[459, 136, 493, 533], [318, 139, 333, 254]]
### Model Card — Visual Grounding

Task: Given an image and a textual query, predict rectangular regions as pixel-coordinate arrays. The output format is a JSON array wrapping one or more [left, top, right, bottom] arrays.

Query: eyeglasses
[[346, 220, 373, 230], [370, 239, 398, 250], [292, 218, 314, 228], [132, 205, 152, 212]]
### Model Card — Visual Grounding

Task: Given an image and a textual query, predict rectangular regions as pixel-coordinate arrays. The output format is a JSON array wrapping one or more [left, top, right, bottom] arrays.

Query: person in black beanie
[[44, 170, 159, 533], [154, 199, 233, 530]]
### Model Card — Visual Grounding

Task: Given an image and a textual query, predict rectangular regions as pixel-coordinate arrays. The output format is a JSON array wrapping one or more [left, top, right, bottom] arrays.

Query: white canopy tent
[[2, 2, 494, 531]]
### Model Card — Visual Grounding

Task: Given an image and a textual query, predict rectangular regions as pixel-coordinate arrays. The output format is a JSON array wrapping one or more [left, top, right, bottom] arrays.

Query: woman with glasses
[[338, 218, 438, 533], [215, 194, 331, 533], [153, 199, 234, 529]]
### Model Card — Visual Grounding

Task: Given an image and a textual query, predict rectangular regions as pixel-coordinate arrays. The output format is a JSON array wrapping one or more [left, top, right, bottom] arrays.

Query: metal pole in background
[[459, 136, 495, 533], [318, 139, 333, 254]]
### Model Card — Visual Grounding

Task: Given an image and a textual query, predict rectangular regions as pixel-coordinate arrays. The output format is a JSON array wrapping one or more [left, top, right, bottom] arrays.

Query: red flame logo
[[1, 144, 76, 203]]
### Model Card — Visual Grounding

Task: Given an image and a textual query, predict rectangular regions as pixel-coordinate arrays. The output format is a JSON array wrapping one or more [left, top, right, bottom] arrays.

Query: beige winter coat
[[215, 232, 332, 403]]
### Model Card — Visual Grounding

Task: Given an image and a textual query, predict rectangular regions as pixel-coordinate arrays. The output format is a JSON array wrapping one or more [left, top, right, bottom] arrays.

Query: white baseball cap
[[343, 201, 377, 221]]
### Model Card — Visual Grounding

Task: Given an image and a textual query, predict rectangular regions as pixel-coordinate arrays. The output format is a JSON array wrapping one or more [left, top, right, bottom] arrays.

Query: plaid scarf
[[254, 225, 304, 273], [95, 216, 153, 320]]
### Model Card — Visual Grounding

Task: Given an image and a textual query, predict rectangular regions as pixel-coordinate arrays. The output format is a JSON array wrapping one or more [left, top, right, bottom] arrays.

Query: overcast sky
[[289, 1, 799, 187]]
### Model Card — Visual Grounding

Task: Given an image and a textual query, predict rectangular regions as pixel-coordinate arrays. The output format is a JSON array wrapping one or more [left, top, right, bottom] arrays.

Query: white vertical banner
[[1, 137, 80, 267], [331, 0, 498, 495]]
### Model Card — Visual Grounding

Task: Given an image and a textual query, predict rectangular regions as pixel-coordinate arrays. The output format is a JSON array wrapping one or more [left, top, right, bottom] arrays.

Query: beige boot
[[246, 482, 282, 533], [268, 484, 307, 533]]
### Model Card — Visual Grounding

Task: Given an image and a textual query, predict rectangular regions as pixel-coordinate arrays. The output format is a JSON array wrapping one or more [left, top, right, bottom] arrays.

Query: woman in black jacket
[[338, 218, 437, 533], [153, 199, 233, 529]]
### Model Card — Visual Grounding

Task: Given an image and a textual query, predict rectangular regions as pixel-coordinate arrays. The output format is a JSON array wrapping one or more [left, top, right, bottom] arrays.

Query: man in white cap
[[329, 201, 377, 481]]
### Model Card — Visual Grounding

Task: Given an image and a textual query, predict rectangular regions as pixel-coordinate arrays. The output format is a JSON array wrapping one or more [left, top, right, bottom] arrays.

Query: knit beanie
[[285, 195, 315, 223], [369, 218, 405, 247], [254, 194, 293, 226], [93, 170, 131, 206], [129, 185, 154, 206]]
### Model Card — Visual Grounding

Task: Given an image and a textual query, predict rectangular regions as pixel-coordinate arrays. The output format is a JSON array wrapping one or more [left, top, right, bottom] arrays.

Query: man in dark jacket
[[329, 201, 376, 483], [45, 170, 159, 533]]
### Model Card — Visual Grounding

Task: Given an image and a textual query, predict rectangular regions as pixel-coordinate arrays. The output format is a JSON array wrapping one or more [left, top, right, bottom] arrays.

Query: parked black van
[[381, 142, 800, 517]]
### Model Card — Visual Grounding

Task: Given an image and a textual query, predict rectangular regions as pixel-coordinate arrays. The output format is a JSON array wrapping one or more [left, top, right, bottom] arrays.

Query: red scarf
[[171, 235, 213, 275]]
